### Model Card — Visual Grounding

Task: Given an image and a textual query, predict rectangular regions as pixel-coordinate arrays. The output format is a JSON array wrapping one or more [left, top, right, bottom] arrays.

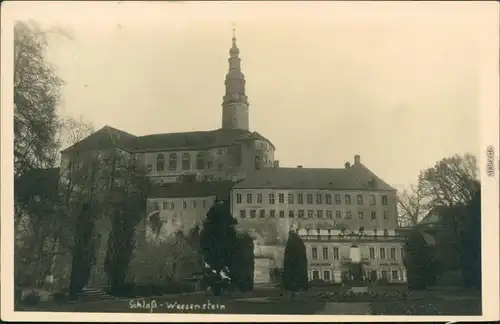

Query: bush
[[20, 290, 40, 306], [405, 230, 436, 290], [309, 279, 340, 288], [52, 292, 71, 304], [282, 231, 308, 292], [230, 233, 254, 292]]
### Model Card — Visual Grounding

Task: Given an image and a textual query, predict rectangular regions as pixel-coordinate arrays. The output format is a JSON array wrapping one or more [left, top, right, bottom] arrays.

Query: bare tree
[[397, 182, 429, 227], [13, 20, 71, 178]]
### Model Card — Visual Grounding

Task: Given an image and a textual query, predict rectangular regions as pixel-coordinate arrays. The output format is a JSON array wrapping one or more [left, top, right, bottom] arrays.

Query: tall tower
[[222, 27, 249, 130]]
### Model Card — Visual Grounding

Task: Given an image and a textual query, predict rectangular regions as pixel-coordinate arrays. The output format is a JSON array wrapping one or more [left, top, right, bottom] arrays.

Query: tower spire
[[221, 25, 249, 130]]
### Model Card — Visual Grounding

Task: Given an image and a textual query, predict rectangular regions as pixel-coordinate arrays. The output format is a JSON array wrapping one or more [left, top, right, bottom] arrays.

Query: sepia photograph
[[1, 1, 499, 322]]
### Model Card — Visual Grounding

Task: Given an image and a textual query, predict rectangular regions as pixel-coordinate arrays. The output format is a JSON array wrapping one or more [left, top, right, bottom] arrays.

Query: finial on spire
[[229, 23, 239, 57]]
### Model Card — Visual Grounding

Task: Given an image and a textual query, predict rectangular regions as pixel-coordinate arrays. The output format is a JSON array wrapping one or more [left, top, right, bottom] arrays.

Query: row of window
[[235, 192, 389, 206], [148, 151, 231, 173], [310, 246, 404, 261], [152, 199, 209, 210], [310, 269, 402, 281], [239, 209, 390, 220]]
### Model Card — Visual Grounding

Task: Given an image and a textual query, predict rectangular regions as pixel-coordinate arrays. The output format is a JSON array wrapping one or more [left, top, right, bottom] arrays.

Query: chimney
[[273, 160, 280, 168], [297, 165, 303, 168], [345, 162, 350, 169], [354, 155, 360, 165]]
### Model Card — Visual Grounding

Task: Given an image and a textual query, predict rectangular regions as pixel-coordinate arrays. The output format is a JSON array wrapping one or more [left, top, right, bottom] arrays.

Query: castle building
[[59, 30, 406, 285]]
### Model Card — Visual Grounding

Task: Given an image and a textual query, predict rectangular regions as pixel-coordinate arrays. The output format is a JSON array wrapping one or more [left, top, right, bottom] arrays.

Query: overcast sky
[[10, 1, 493, 189]]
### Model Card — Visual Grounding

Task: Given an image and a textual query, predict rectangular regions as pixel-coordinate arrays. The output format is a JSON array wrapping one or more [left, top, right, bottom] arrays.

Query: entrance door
[[370, 270, 377, 282], [254, 258, 271, 284]]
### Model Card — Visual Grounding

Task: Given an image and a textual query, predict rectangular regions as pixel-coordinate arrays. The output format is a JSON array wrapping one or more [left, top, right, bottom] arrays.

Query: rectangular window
[[312, 270, 320, 280], [202, 200, 206, 208], [391, 270, 398, 281], [401, 248, 405, 260], [312, 247, 318, 260], [298, 210, 305, 218], [325, 194, 332, 205], [357, 194, 363, 205], [380, 248, 386, 259], [323, 270, 331, 281], [390, 247, 396, 260], [289, 210, 294, 218], [192, 200, 197, 208], [278, 193, 285, 203], [345, 194, 351, 204], [346, 212, 352, 219], [333, 247, 339, 260], [307, 194, 313, 204], [240, 210, 246, 218], [317, 210, 323, 218], [381, 270, 388, 280], [270, 210, 276, 218], [371, 211, 376, 219], [326, 210, 333, 219], [335, 194, 341, 205], [308, 210, 314, 218], [298, 194, 304, 204], [384, 211, 389, 219], [316, 193, 322, 204], [336, 211, 342, 219], [370, 195, 376, 205], [260, 209, 265, 219], [207, 161, 212, 169], [382, 195, 388, 205], [288, 194, 294, 204], [257, 193, 263, 203], [163, 202, 168, 210], [369, 247, 375, 259], [250, 210, 256, 218], [247, 194, 252, 204], [269, 194, 275, 204], [322, 247, 328, 259], [236, 194, 242, 204], [279, 210, 285, 218], [358, 211, 364, 219]]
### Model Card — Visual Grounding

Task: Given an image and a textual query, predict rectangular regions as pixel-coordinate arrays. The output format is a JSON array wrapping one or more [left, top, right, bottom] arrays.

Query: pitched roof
[[234, 164, 396, 191], [128, 128, 274, 152], [148, 180, 237, 200], [61, 126, 274, 153], [60, 126, 137, 153], [15, 167, 60, 200], [417, 206, 449, 227]]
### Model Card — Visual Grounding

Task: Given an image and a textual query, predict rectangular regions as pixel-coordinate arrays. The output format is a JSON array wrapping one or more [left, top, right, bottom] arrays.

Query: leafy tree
[[404, 229, 436, 290], [103, 151, 150, 294], [199, 200, 238, 295], [186, 224, 204, 274], [230, 232, 255, 292], [282, 231, 308, 294], [460, 188, 481, 289]]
